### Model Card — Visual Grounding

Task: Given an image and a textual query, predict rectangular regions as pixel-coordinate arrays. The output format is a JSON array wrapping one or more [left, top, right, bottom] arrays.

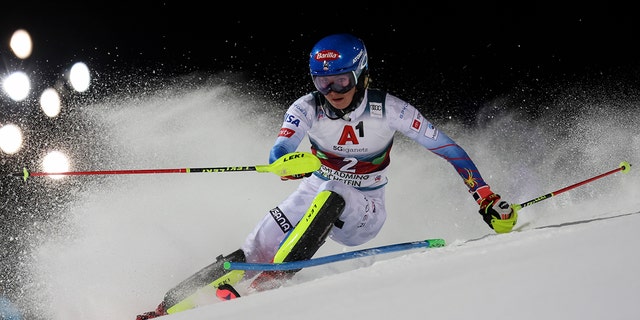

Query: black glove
[[473, 186, 518, 233]]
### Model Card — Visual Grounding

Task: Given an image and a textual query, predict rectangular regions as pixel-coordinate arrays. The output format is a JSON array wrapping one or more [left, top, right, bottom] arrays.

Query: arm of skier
[[418, 127, 518, 233], [388, 97, 518, 233], [269, 97, 315, 180]]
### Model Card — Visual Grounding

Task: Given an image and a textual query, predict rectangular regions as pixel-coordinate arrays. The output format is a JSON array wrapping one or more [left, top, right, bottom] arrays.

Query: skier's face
[[323, 86, 356, 110]]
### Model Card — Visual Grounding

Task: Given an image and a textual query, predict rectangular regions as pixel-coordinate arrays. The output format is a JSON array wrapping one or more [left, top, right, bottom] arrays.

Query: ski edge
[[224, 238, 445, 271]]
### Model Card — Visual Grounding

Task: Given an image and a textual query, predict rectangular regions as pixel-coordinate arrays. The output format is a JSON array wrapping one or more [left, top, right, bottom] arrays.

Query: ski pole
[[10, 151, 321, 182], [513, 161, 632, 211], [224, 238, 446, 271]]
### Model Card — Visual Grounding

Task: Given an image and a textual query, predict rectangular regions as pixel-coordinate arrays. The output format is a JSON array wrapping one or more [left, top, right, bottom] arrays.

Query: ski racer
[[136, 33, 518, 319]]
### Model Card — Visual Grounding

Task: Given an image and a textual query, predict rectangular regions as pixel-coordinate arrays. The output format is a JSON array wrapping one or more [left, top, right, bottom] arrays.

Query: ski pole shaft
[[14, 166, 256, 177], [514, 161, 632, 211], [10, 151, 321, 182], [224, 238, 446, 271]]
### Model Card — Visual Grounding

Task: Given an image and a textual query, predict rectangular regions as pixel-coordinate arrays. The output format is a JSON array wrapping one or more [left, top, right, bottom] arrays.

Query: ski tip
[[428, 238, 446, 247], [620, 161, 631, 174]]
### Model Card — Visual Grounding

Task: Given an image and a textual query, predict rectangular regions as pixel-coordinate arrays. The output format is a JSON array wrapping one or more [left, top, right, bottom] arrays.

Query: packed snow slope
[[23, 77, 640, 320]]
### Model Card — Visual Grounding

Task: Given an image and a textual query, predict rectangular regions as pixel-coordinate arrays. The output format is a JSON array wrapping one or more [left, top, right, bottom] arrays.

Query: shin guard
[[251, 191, 345, 291]]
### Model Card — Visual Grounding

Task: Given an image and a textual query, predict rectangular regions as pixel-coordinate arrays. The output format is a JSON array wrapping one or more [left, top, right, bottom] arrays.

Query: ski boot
[[136, 249, 246, 318]]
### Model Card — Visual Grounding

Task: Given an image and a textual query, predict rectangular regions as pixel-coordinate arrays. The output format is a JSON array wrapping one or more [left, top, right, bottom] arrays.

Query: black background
[[2, 2, 639, 118], [1, 2, 639, 317]]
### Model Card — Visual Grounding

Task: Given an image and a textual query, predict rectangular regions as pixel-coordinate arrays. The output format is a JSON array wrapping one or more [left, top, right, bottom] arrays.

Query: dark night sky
[[0, 2, 639, 146], [2, 3, 639, 111]]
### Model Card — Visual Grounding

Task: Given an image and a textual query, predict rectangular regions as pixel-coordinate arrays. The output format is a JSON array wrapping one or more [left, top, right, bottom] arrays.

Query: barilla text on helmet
[[314, 48, 364, 72]]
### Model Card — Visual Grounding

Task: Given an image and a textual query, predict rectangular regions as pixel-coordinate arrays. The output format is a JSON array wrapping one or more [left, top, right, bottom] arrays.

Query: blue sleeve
[[425, 133, 488, 193], [268, 117, 307, 163], [268, 96, 312, 164], [269, 143, 291, 164], [386, 93, 488, 193], [269, 93, 315, 164]]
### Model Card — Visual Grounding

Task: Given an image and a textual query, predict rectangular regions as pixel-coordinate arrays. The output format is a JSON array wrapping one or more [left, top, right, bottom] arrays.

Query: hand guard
[[473, 186, 518, 234], [280, 172, 312, 181]]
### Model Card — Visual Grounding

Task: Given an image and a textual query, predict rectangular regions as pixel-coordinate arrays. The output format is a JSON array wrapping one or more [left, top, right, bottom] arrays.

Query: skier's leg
[[250, 188, 346, 291], [323, 180, 387, 247], [247, 179, 388, 292]]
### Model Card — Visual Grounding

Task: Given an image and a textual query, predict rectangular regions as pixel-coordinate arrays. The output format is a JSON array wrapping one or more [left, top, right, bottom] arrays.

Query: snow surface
[[23, 80, 640, 320]]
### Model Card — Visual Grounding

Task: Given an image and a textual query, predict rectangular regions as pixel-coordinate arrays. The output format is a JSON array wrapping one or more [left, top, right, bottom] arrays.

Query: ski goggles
[[312, 71, 357, 95]]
